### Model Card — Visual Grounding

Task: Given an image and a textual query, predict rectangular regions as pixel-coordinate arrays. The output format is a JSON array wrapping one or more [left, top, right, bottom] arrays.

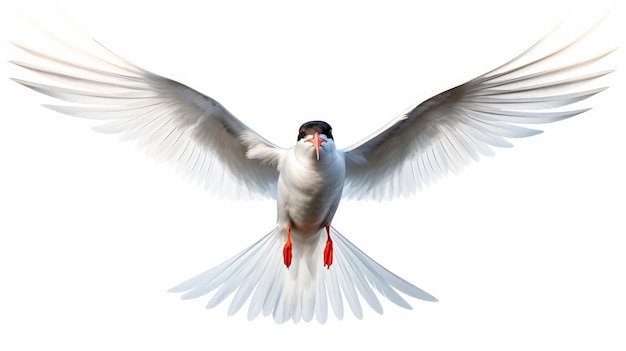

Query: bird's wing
[[342, 23, 614, 201], [11, 29, 282, 200]]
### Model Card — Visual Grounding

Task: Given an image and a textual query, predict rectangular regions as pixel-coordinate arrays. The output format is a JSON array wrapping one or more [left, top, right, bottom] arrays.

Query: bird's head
[[297, 121, 334, 161]]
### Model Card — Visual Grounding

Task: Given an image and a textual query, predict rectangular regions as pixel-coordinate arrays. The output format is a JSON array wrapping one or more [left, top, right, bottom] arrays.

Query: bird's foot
[[283, 226, 292, 268], [323, 225, 333, 269]]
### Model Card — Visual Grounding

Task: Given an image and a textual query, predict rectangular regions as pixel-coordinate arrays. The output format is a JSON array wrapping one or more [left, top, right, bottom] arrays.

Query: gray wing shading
[[11, 28, 282, 200], [342, 22, 614, 201]]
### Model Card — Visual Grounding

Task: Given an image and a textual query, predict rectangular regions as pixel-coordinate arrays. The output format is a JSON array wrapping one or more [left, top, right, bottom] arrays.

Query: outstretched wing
[[342, 23, 614, 201], [11, 29, 282, 200]]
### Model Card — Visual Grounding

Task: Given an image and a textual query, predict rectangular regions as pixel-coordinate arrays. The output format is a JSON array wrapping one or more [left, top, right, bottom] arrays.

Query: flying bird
[[11, 20, 613, 324]]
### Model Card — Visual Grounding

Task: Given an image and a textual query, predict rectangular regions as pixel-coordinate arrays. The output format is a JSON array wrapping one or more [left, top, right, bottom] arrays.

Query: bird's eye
[[297, 129, 305, 141]]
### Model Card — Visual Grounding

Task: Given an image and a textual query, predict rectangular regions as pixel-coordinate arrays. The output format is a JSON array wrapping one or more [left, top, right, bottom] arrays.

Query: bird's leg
[[283, 226, 292, 268], [323, 225, 333, 269]]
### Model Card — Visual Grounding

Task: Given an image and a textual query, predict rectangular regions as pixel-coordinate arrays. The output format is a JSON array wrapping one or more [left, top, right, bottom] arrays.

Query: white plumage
[[11, 18, 613, 323]]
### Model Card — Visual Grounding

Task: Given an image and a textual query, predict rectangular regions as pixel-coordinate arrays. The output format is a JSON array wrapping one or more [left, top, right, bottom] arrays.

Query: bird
[[11, 19, 613, 324]]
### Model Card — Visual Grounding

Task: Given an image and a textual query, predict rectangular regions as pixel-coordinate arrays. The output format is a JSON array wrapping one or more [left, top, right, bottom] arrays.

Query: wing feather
[[342, 23, 614, 201], [12, 30, 282, 200]]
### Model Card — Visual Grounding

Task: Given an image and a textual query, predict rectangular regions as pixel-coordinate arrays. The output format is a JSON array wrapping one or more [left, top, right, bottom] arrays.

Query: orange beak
[[306, 132, 326, 160]]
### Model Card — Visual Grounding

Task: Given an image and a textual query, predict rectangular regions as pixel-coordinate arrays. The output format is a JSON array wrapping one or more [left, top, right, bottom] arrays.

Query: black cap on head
[[297, 121, 333, 141]]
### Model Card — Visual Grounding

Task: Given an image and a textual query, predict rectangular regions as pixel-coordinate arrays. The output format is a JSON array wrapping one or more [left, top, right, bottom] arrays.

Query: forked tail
[[168, 226, 437, 324]]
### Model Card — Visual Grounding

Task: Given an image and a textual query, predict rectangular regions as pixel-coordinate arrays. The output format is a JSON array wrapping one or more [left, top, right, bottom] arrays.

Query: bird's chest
[[277, 155, 345, 233]]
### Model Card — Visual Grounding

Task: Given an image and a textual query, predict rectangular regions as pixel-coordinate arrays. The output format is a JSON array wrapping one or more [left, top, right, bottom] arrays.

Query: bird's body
[[11, 18, 614, 323], [276, 130, 344, 237]]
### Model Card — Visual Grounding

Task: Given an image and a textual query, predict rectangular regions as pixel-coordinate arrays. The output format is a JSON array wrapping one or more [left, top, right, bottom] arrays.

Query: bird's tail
[[168, 226, 437, 324]]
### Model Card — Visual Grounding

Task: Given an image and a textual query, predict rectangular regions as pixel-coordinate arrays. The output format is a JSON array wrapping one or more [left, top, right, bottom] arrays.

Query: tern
[[11, 21, 613, 324]]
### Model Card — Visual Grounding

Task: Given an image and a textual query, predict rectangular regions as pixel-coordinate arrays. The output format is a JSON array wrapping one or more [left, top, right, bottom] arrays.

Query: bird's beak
[[306, 132, 326, 161]]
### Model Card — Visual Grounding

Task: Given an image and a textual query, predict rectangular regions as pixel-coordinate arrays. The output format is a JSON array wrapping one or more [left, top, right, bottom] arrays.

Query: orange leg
[[323, 225, 333, 269], [283, 226, 292, 268]]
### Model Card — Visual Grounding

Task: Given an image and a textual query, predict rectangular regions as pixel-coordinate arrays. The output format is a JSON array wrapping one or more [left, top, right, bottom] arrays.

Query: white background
[[1, 1, 624, 350]]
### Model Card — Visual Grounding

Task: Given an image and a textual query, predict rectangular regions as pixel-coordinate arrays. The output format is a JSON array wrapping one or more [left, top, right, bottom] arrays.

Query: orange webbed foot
[[323, 225, 333, 269], [283, 226, 292, 268]]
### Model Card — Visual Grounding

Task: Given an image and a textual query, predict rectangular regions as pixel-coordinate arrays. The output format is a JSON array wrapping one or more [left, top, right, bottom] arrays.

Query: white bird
[[11, 20, 613, 324]]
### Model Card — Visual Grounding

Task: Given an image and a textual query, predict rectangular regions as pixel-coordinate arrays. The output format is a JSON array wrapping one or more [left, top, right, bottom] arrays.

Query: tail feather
[[169, 226, 437, 324], [334, 231, 437, 304]]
